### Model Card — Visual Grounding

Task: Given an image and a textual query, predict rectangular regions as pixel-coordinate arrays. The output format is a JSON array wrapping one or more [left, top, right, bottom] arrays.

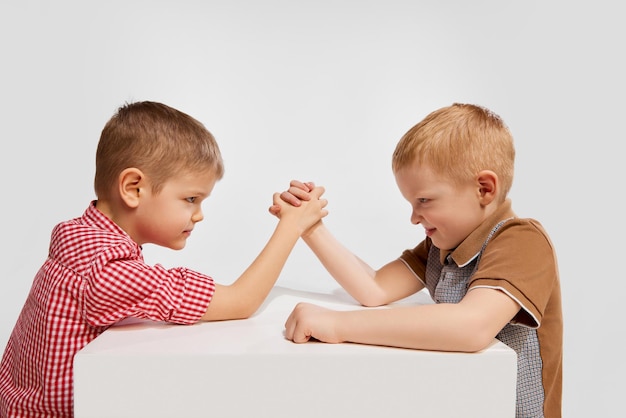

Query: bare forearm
[[335, 304, 492, 352], [234, 220, 301, 305], [303, 223, 387, 306], [201, 219, 300, 320]]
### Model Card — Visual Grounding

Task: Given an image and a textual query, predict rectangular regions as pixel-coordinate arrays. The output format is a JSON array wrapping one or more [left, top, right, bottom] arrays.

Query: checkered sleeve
[[80, 243, 215, 326]]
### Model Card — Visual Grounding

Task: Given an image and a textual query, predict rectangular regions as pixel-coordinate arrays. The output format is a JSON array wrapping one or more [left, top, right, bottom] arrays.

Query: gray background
[[1, 0, 622, 416]]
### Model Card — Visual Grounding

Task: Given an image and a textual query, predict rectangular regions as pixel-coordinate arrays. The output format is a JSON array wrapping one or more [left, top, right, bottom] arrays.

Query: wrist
[[301, 220, 324, 240]]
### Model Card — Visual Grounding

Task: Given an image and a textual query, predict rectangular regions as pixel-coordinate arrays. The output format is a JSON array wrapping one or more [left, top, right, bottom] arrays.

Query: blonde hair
[[392, 103, 515, 200], [94, 101, 224, 199]]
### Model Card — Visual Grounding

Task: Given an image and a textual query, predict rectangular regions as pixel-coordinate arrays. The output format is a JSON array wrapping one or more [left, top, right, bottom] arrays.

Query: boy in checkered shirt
[[0, 101, 328, 417]]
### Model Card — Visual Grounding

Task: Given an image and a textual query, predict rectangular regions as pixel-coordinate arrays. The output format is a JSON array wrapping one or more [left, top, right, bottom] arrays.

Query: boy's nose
[[192, 210, 204, 223]]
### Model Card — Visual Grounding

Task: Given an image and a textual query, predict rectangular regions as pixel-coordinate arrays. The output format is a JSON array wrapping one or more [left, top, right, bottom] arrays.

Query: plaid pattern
[[0, 202, 215, 417]]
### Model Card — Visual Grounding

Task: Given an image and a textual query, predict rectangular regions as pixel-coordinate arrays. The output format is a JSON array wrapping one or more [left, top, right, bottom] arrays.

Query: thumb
[[268, 204, 281, 216]]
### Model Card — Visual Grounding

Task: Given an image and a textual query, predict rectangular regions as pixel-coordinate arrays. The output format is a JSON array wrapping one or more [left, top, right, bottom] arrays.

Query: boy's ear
[[118, 168, 146, 209], [476, 170, 498, 205]]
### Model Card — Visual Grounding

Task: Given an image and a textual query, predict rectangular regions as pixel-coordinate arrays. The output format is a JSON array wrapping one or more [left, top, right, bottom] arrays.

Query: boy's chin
[[167, 241, 187, 251]]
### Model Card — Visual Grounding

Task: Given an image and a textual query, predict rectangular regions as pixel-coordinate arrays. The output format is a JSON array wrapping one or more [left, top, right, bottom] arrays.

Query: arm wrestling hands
[[269, 180, 344, 344]]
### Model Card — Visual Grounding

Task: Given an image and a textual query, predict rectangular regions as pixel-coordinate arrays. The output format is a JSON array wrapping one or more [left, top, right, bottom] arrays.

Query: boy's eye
[[186, 197, 197, 203], [417, 198, 429, 204]]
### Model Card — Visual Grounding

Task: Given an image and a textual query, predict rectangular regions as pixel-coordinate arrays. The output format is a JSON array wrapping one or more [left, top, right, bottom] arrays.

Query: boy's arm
[[271, 180, 423, 307], [200, 187, 328, 321], [285, 287, 520, 352], [301, 222, 422, 307]]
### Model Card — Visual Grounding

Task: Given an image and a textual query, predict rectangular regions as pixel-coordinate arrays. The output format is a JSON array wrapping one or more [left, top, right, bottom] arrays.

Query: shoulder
[[473, 216, 560, 327], [482, 216, 558, 273], [490, 217, 556, 257], [49, 216, 140, 269], [51, 217, 132, 247]]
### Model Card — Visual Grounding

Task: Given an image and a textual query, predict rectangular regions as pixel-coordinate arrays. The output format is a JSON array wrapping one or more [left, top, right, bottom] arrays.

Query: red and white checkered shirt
[[0, 201, 215, 417]]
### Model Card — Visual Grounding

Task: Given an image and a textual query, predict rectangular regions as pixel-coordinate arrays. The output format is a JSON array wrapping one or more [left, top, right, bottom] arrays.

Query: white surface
[[74, 286, 517, 418]]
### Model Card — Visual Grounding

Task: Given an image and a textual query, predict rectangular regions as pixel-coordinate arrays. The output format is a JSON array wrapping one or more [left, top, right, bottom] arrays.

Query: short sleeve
[[470, 219, 559, 328], [399, 238, 431, 285]]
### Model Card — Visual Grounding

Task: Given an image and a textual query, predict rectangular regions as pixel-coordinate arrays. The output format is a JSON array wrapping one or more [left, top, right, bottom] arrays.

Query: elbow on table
[[354, 290, 393, 308], [199, 306, 254, 322], [198, 282, 268, 321], [359, 299, 385, 308], [457, 337, 495, 353], [454, 324, 502, 353]]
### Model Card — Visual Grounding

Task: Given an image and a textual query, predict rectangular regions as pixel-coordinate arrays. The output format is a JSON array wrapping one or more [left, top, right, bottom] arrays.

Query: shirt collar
[[439, 199, 516, 266], [83, 200, 134, 242]]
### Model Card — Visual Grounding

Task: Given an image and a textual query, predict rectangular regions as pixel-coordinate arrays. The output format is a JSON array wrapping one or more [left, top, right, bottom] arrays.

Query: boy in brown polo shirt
[[272, 103, 562, 417]]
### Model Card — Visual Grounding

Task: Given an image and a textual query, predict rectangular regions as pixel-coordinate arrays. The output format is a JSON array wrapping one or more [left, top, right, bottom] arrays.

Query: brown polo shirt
[[400, 199, 562, 418]]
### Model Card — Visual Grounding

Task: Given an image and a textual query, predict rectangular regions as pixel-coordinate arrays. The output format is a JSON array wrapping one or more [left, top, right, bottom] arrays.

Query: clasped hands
[[269, 179, 346, 344], [269, 179, 317, 216]]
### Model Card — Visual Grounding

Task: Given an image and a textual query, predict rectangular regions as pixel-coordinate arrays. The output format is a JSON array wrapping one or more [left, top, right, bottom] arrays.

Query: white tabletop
[[74, 285, 517, 418]]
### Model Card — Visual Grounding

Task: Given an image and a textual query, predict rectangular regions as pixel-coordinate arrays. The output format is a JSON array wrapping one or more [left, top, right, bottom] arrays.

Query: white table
[[73, 286, 517, 418]]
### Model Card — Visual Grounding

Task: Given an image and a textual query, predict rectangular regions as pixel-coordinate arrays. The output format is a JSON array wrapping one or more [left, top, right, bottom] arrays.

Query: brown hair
[[392, 103, 515, 200], [94, 101, 224, 198]]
